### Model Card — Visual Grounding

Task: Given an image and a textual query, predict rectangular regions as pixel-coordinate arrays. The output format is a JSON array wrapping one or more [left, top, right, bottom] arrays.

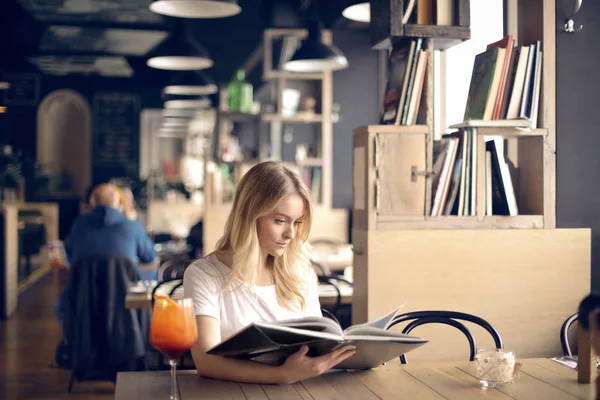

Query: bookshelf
[[262, 28, 334, 209], [369, 0, 471, 50], [202, 28, 348, 254], [350, 0, 591, 363]]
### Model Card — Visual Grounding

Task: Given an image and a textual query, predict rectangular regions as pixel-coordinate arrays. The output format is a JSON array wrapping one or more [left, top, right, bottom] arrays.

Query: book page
[[343, 302, 406, 334], [261, 317, 343, 337]]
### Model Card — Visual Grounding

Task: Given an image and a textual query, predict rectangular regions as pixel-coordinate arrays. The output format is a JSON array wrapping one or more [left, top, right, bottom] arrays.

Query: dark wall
[[0, 72, 164, 183], [555, 0, 600, 289], [331, 28, 380, 209]]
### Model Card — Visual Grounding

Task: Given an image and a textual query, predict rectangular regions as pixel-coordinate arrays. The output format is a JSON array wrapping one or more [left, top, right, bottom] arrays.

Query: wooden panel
[[352, 130, 375, 231], [357, 228, 590, 362], [518, 137, 545, 215], [376, 214, 544, 229], [351, 228, 369, 324], [354, 124, 429, 136], [517, 0, 556, 228], [457, 0, 470, 27], [375, 132, 426, 216]]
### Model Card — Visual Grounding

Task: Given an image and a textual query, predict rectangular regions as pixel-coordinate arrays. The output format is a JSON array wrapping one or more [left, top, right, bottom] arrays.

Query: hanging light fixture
[[162, 70, 218, 95], [147, 35, 213, 71], [342, 2, 370, 23], [162, 109, 197, 118], [164, 97, 212, 109], [283, 19, 349, 73], [162, 118, 191, 127], [149, 0, 241, 19]]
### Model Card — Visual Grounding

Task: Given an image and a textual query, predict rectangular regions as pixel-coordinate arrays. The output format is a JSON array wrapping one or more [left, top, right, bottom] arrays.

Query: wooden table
[[114, 358, 596, 399], [125, 284, 353, 309]]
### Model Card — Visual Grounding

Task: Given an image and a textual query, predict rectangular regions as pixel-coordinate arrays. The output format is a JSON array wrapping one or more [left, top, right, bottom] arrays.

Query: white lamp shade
[[163, 84, 218, 95], [147, 56, 213, 71], [150, 0, 241, 19], [164, 98, 212, 109], [162, 119, 190, 127], [162, 109, 197, 117], [342, 3, 370, 23]]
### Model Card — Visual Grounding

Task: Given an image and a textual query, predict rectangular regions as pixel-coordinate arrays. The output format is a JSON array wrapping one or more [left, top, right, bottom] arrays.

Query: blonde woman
[[183, 161, 355, 384]]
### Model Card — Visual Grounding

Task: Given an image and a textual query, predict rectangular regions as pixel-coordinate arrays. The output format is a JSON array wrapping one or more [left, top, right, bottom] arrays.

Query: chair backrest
[[64, 255, 150, 380], [387, 310, 503, 364], [157, 258, 190, 282], [561, 313, 579, 357]]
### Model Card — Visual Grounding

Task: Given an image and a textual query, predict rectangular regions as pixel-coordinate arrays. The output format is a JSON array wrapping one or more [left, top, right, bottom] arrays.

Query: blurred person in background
[[53, 183, 158, 336]]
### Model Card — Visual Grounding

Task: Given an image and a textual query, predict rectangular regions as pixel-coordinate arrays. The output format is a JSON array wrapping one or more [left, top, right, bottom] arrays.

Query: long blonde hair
[[215, 161, 313, 311]]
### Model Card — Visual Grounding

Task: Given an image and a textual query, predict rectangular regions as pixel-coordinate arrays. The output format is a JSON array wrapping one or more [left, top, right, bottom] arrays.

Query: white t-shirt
[[183, 253, 322, 340]]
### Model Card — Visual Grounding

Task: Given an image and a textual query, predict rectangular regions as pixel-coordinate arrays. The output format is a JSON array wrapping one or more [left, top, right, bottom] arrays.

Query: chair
[[64, 256, 150, 392], [157, 258, 190, 282], [387, 311, 503, 364], [561, 313, 579, 357]]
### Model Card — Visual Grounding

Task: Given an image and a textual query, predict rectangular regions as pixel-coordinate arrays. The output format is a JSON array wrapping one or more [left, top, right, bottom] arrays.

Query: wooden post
[[578, 314, 596, 384]]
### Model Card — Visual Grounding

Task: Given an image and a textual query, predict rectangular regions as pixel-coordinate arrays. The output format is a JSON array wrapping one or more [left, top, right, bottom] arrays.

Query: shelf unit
[[369, 0, 471, 50], [350, 0, 590, 363], [262, 28, 334, 209]]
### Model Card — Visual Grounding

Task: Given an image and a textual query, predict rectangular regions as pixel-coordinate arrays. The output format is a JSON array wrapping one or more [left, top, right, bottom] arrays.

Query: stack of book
[[380, 38, 428, 126], [430, 133, 518, 218], [464, 35, 543, 127], [430, 36, 542, 218]]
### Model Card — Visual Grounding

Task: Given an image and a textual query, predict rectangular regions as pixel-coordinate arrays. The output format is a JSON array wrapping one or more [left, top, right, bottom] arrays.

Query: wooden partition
[[353, 228, 590, 361], [1, 202, 59, 318]]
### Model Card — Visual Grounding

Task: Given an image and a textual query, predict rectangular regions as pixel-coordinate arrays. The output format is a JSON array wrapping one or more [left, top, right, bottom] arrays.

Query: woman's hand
[[278, 345, 356, 384]]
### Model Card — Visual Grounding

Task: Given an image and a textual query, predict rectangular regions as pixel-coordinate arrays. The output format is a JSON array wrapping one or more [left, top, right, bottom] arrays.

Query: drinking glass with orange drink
[[150, 295, 197, 400]]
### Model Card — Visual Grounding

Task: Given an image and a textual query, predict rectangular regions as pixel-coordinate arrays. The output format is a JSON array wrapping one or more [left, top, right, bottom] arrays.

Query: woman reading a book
[[183, 161, 356, 384]]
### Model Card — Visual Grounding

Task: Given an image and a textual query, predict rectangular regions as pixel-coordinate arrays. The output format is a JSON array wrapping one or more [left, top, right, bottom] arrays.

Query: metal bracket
[[565, 0, 584, 33], [411, 166, 433, 182]]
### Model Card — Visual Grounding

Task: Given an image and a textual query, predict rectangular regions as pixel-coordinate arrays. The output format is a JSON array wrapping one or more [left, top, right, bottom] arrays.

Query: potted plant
[[0, 145, 22, 201]]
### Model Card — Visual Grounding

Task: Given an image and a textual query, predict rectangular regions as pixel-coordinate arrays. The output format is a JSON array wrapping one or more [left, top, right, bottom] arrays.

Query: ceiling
[[0, 0, 364, 87]]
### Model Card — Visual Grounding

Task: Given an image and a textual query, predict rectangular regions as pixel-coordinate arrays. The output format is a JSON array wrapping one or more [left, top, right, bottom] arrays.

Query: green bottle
[[227, 69, 253, 113]]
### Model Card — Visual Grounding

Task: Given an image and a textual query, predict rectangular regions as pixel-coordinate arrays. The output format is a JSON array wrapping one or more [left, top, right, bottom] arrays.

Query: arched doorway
[[37, 90, 91, 197]]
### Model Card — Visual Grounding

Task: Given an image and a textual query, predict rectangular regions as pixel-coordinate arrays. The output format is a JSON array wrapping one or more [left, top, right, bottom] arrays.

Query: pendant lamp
[[342, 2, 370, 23], [162, 109, 197, 118], [150, 0, 241, 19], [147, 36, 213, 71], [164, 97, 212, 109], [163, 71, 218, 95], [283, 20, 348, 73]]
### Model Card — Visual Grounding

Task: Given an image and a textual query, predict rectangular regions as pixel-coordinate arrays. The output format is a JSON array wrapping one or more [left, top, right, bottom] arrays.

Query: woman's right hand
[[278, 344, 357, 384]]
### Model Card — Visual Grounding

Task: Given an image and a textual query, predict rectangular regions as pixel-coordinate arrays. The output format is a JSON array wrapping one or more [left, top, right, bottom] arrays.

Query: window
[[435, 0, 505, 138]]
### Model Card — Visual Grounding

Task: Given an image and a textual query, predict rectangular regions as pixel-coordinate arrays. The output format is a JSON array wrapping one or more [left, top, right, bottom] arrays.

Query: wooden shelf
[[375, 215, 544, 230], [403, 24, 471, 39], [354, 124, 429, 136], [261, 113, 324, 123], [370, 0, 471, 50], [264, 71, 324, 80], [218, 111, 260, 123]]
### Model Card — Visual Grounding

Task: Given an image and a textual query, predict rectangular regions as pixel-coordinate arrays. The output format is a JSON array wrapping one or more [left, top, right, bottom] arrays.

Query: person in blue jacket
[[54, 183, 158, 335]]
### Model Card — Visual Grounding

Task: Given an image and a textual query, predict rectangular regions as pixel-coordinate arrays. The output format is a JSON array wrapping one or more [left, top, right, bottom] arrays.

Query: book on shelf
[[380, 39, 427, 126], [432, 133, 518, 217], [207, 305, 427, 370], [464, 36, 542, 127]]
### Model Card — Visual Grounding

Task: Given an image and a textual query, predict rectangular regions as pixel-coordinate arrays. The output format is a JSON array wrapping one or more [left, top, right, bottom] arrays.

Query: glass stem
[[170, 359, 178, 400]]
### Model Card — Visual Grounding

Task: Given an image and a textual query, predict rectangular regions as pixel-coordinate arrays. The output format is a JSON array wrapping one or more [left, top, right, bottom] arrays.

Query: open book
[[207, 306, 427, 370]]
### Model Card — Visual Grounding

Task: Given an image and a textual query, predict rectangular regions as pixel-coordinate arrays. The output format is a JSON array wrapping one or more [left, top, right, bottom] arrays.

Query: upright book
[[207, 306, 427, 370]]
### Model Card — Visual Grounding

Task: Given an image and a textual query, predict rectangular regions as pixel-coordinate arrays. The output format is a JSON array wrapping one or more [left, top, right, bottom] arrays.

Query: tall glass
[[150, 296, 197, 400]]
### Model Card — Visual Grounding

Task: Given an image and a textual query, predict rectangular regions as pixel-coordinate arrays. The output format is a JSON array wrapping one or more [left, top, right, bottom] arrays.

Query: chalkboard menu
[[93, 92, 139, 166], [3, 73, 40, 106]]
